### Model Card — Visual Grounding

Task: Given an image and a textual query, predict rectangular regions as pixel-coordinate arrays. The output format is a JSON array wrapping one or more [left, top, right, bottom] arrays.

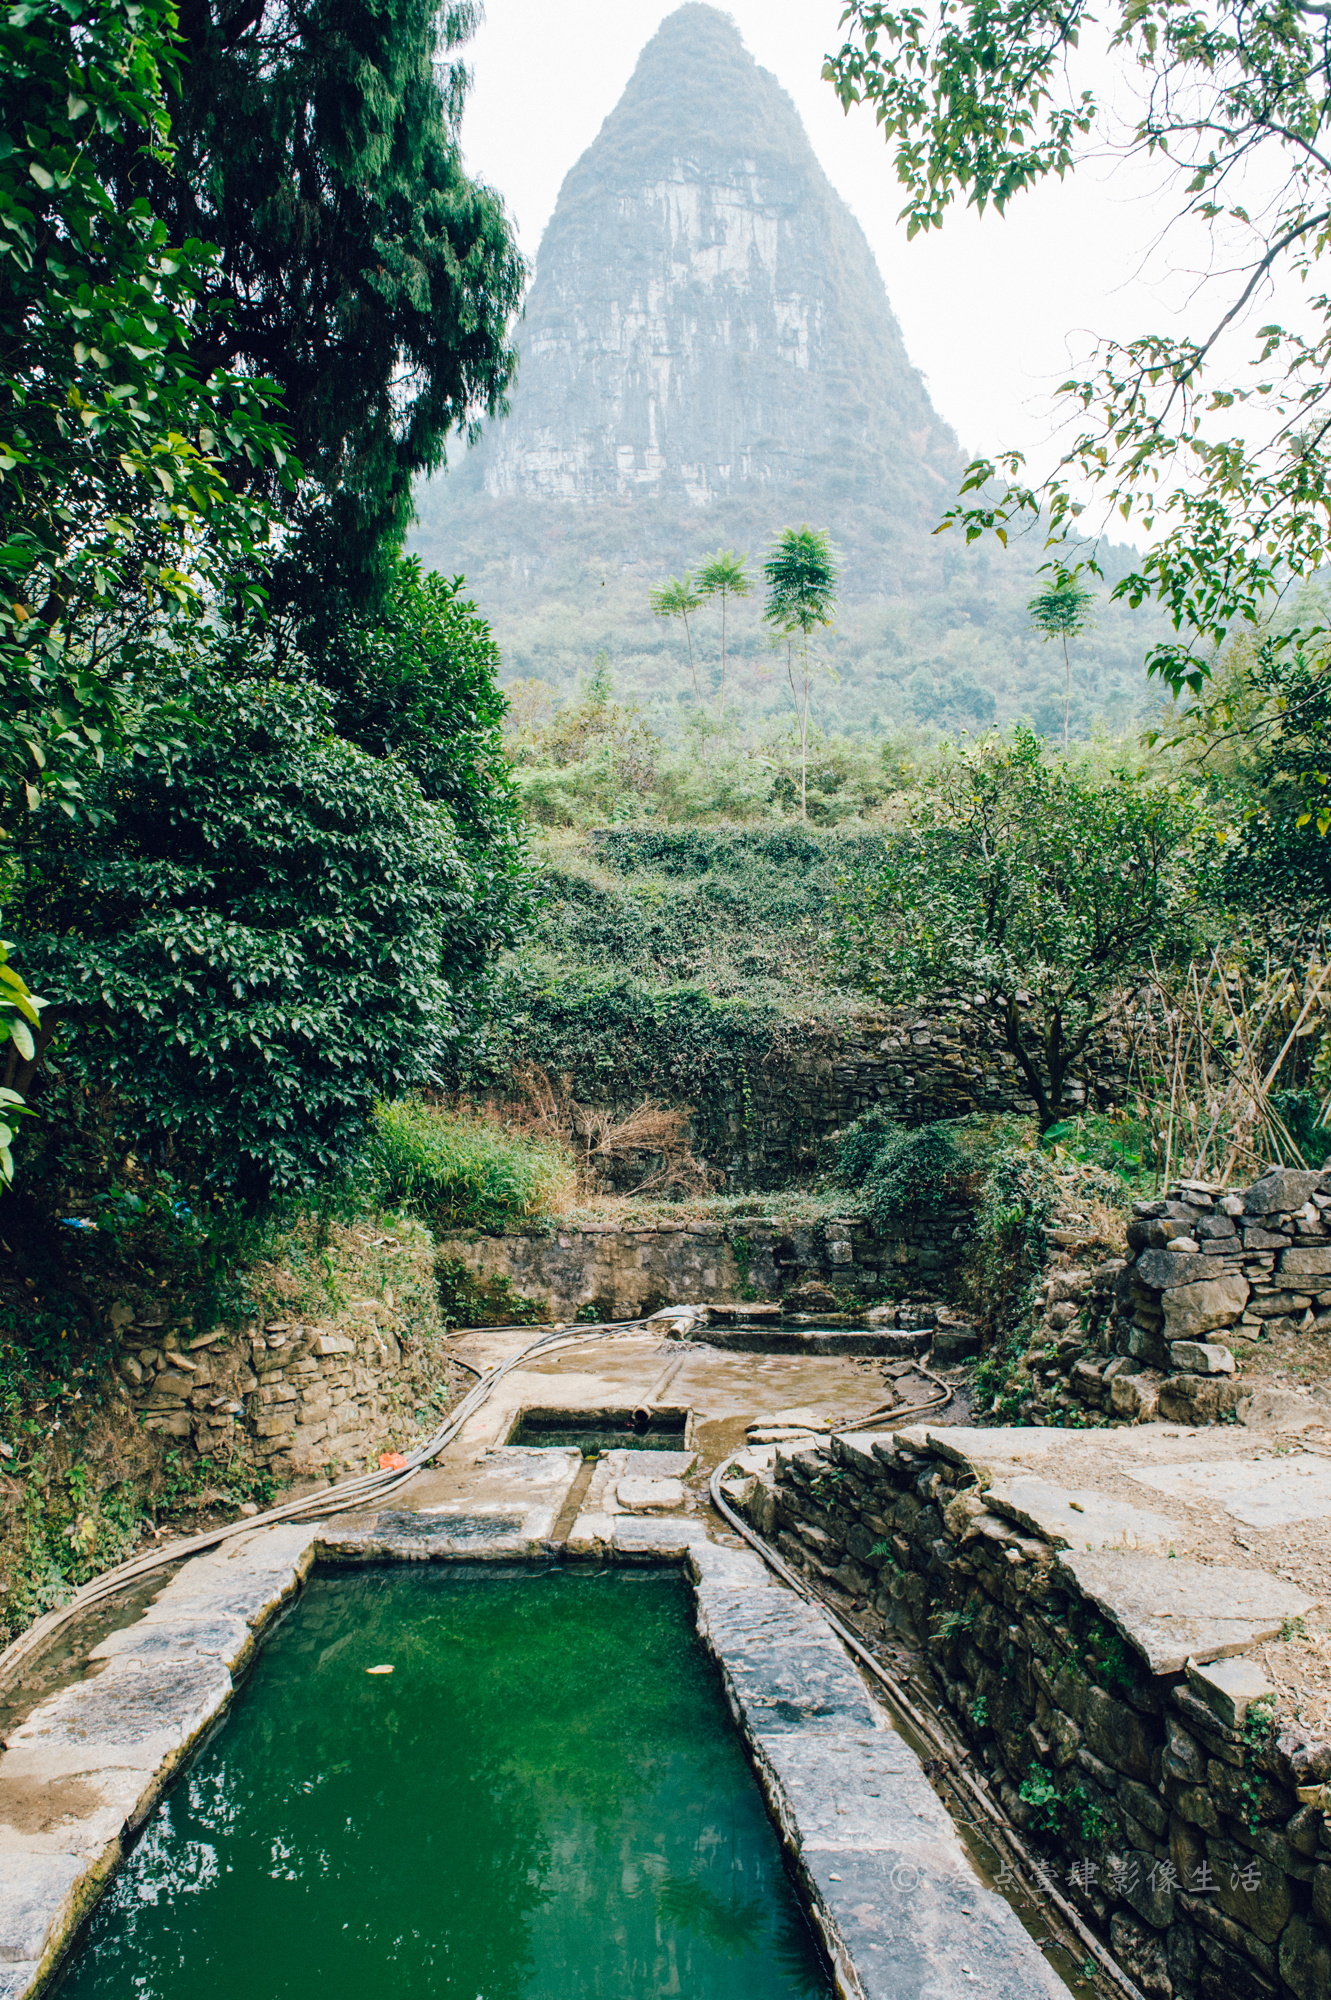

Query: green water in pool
[[57, 1567, 832, 1999]]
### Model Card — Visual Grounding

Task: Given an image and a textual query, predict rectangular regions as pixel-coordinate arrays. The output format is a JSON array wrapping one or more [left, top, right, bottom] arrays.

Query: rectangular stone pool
[[55, 1567, 832, 1999]]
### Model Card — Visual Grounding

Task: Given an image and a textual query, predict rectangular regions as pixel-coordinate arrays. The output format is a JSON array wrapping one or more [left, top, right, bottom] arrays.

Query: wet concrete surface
[[399, 1328, 970, 1522]]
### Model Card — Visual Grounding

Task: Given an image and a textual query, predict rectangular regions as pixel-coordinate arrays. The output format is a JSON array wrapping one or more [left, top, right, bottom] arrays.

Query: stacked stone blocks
[[1055, 1167, 1331, 1425], [743, 1429, 1331, 2000]]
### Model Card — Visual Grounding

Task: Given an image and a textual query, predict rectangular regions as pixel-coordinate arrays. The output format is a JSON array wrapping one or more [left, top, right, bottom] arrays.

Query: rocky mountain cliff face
[[479, 3, 959, 541], [410, 6, 1153, 736]]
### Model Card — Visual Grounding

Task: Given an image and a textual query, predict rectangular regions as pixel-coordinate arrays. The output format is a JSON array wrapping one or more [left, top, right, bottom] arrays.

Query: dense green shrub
[[16, 681, 474, 1201], [369, 1099, 573, 1228], [309, 558, 530, 940], [1038, 1109, 1156, 1185], [836, 1111, 970, 1228]]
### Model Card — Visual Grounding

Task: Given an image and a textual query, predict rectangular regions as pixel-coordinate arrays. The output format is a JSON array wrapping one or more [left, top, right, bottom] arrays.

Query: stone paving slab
[[696, 1583, 886, 1735], [88, 1614, 252, 1674], [617, 1449, 696, 1477], [614, 1475, 685, 1512], [143, 1523, 317, 1628], [607, 1519, 710, 1560], [2, 1658, 234, 1788], [693, 1548, 1065, 1998], [1058, 1550, 1317, 1673], [796, 1842, 1061, 2000], [321, 1446, 586, 1558], [0, 1854, 82, 1975], [984, 1473, 1190, 1555], [1125, 1452, 1331, 1528], [895, 1425, 1077, 1474], [322, 1507, 552, 1560], [686, 1541, 774, 1591]]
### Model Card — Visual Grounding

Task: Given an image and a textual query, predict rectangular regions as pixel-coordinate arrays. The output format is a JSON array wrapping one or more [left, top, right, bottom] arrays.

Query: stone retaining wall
[[697, 1005, 1051, 1184], [603, 997, 1131, 1187], [736, 1428, 1331, 2000], [112, 1296, 451, 1484], [440, 1199, 974, 1322], [1030, 1166, 1331, 1427]]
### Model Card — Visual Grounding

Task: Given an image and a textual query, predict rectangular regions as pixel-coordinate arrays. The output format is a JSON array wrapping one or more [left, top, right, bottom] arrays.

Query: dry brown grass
[[478, 1064, 718, 1198], [1117, 939, 1331, 1185]]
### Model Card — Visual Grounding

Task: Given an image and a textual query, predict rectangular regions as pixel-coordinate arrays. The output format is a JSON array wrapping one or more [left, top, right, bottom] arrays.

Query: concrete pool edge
[[1, 1524, 1065, 2000]]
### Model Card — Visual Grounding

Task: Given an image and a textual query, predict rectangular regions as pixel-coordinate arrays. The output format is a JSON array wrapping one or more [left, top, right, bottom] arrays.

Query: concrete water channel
[[0, 1317, 1083, 2000]]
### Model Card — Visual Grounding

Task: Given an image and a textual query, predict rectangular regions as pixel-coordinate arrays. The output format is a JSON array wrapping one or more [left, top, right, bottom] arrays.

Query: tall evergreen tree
[[99, 0, 525, 624]]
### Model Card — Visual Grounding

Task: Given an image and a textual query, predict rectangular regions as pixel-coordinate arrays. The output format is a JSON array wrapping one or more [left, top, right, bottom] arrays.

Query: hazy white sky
[[456, 0, 1241, 471]]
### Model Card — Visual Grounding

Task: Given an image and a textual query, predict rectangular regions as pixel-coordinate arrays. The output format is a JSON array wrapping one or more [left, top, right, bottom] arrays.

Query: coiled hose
[[708, 1429, 1146, 2000]]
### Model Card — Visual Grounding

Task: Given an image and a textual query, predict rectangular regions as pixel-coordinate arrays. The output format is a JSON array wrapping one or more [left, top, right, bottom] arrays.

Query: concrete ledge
[[689, 1326, 933, 1358], [691, 1544, 1065, 1999]]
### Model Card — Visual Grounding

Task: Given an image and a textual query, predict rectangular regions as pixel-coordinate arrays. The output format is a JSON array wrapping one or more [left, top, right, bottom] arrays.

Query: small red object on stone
[[378, 1451, 408, 1471]]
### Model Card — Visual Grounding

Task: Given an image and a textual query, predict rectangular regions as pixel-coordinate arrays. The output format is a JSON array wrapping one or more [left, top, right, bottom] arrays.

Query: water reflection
[[59, 1567, 831, 2000]]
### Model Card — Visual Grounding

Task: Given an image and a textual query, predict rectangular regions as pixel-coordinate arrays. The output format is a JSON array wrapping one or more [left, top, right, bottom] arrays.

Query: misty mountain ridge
[[411, 3, 1160, 743]]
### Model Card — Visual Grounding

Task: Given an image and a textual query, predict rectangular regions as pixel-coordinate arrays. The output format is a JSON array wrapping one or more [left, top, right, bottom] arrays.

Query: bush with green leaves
[[834, 728, 1195, 1129], [1038, 1109, 1155, 1187], [309, 558, 527, 911], [16, 680, 476, 1201], [836, 1111, 970, 1229], [369, 1098, 572, 1229]]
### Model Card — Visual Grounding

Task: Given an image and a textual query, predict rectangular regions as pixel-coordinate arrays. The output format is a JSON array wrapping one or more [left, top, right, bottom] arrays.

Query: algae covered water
[[59, 1567, 832, 1999]]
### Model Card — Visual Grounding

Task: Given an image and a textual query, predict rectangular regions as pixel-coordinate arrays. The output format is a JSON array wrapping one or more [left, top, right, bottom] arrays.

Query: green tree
[[304, 555, 530, 959], [18, 680, 473, 1202], [1028, 574, 1094, 750], [1166, 632, 1331, 918], [650, 571, 712, 767], [696, 550, 752, 726], [98, 0, 524, 623], [0, 941, 45, 1185], [833, 729, 1191, 1129], [585, 651, 614, 706], [0, 0, 291, 824], [825, 1, 1331, 703], [763, 528, 839, 820]]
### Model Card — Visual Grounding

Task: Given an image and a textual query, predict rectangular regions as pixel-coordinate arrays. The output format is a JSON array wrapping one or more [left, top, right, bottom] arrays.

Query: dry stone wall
[[739, 1428, 1331, 2000], [1040, 1166, 1331, 1427], [678, 999, 1129, 1187], [110, 1292, 457, 1486], [440, 1199, 974, 1324]]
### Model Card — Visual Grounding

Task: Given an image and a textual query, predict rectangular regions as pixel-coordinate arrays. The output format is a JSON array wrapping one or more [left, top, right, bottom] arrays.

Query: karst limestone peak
[[475, 3, 959, 530]]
